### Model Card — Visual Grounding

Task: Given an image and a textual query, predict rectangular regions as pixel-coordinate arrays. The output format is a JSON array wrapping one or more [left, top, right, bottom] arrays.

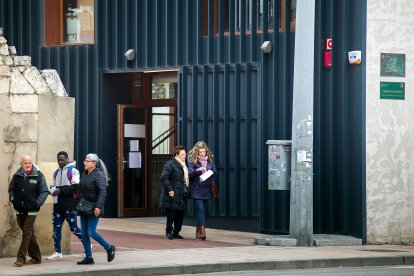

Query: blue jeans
[[52, 211, 82, 253], [193, 199, 208, 226], [80, 215, 111, 258]]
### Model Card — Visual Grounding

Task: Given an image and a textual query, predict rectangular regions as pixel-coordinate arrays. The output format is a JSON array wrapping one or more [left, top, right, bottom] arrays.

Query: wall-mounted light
[[124, 49, 135, 60], [261, 41, 272, 54]]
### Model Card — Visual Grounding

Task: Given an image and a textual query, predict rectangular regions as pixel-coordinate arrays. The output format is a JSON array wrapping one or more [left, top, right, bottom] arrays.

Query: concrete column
[[290, 0, 316, 247]]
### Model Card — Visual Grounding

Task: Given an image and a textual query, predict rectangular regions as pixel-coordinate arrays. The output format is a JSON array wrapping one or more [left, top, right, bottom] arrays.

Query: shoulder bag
[[76, 197, 95, 216], [76, 181, 95, 215], [210, 181, 219, 198]]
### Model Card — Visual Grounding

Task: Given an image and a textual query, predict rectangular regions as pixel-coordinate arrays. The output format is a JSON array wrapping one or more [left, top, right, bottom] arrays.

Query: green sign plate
[[380, 53, 405, 77], [380, 82, 405, 100]]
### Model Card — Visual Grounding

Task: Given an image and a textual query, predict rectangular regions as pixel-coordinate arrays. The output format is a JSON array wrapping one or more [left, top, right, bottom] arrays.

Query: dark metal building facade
[[0, 0, 366, 240]]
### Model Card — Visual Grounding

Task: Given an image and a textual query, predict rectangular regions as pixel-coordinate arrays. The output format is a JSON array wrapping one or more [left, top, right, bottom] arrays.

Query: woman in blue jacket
[[188, 141, 217, 240], [76, 153, 115, 265]]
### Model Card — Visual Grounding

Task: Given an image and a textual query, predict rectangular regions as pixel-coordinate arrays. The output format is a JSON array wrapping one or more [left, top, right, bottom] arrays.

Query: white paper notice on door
[[200, 169, 213, 182], [128, 152, 142, 168], [125, 124, 145, 138], [129, 140, 139, 151]]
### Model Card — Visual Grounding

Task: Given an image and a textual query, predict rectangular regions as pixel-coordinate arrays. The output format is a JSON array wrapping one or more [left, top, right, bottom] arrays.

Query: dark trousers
[[16, 214, 41, 262], [165, 208, 184, 234]]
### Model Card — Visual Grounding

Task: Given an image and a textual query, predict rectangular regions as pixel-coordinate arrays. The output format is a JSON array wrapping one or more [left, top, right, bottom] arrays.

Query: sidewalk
[[1, 217, 413, 276]]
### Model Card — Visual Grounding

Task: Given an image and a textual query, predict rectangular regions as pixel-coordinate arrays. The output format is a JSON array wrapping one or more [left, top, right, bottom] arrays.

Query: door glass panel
[[123, 107, 145, 209], [151, 76, 177, 99], [152, 107, 176, 154], [151, 106, 176, 215]]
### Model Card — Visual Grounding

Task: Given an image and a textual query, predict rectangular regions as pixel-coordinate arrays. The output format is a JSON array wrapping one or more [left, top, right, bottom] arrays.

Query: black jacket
[[77, 169, 108, 214], [8, 166, 49, 213], [159, 158, 186, 210]]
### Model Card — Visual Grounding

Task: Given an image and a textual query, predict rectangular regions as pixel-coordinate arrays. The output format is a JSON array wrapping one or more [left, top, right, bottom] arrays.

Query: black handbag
[[76, 197, 95, 216]]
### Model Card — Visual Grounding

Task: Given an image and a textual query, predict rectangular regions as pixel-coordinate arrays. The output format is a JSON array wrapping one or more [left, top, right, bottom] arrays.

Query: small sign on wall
[[380, 53, 405, 77], [380, 82, 405, 100]]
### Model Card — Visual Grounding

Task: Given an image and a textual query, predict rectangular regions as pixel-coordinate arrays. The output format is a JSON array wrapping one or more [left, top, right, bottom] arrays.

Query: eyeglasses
[[83, 160, 95, 163]]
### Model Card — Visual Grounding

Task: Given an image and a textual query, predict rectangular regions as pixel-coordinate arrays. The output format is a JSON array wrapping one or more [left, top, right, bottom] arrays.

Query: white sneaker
[[47, 252, 63, 260]]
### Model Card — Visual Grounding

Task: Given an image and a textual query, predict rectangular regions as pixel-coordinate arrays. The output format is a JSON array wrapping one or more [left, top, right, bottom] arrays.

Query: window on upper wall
[[202, 0, 296, 36], [45, 0, 94, 46]]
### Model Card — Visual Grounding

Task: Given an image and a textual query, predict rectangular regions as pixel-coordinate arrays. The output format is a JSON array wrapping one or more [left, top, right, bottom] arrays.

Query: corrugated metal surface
[[39, 45, 99, 161], [0, 0, 42, 65], [0, 0, 99, 161], [179, 63, 262, 218], [0, 0, 366, 238], [314, 0, 366, 240]]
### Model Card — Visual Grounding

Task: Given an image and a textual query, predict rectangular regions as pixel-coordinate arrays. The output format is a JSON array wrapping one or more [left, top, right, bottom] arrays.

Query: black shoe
[[107, 245, 116, 262], [173, 233, 184, 239], [77, 257, 94, 265], [166, 232, 174, 240]]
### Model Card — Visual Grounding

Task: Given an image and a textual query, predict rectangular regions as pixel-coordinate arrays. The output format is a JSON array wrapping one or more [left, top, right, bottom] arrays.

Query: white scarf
[[175, 157, 189, 186]]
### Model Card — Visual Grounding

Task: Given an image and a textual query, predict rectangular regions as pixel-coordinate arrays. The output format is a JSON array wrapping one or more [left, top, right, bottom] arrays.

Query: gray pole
[[290, 0, 315, 247]]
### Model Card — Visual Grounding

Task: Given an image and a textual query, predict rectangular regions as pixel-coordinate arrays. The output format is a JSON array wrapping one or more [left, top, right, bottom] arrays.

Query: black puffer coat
[[159, 158, 186, 210], [77, 168, 107, 214]]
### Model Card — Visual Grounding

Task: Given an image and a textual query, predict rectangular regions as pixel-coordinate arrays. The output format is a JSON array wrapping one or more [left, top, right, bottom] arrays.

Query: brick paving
[[0, 218, 413, 276]]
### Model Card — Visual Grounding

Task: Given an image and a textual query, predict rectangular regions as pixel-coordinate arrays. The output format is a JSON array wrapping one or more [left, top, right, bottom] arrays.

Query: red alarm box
[[324, 51, 332, 68]]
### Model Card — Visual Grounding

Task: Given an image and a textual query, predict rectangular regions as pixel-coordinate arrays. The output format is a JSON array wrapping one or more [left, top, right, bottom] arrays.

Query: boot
[[196, 226, 202, 239], [200, 226, 206, 240]]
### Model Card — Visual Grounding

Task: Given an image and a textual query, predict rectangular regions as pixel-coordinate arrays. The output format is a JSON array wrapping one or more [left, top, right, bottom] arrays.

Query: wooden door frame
[[117, 104, 149, 217], [117, 71, 178, 217]]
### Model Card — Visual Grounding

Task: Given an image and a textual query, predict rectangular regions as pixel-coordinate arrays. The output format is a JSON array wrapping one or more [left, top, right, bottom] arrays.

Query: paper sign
[[297, 150, 307, 163], [129, 140, 139, 151], [125, 124, 145, 138], [128, 152, 142, 168]]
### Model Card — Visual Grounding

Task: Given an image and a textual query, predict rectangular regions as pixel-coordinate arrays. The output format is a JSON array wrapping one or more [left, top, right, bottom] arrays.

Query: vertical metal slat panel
[[179, 64, 260, 219], [313, 0, 366, 240]]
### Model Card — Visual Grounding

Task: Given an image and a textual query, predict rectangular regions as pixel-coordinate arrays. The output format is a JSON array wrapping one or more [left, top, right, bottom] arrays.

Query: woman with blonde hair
[[188, 141, 217, 240]]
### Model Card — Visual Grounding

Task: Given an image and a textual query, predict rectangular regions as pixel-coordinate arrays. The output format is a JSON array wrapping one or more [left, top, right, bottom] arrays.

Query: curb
[[3, 255, 413, 276]]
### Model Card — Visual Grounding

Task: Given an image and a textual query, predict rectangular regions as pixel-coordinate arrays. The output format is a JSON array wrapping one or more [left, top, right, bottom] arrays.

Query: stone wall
[[366, 1, 414, 244], [0, 27, 75, 256]]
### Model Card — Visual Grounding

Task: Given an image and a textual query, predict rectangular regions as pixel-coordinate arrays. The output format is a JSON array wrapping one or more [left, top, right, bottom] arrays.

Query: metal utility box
[[266, 140, 292, 190]]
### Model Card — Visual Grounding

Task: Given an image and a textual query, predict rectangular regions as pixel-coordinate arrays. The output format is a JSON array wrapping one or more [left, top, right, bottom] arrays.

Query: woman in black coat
[[159, 145, 189, 240], [76, 153, 115, 265]]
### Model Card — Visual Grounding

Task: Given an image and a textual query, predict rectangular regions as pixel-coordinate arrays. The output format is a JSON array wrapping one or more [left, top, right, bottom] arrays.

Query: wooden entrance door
[[117, 104, 149, 217], [117, 71, 178, 217]]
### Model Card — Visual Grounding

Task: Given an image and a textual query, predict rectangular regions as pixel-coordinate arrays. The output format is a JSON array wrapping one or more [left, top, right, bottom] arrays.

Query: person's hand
[[51, 188, 61, 196], [198, 167, 206, 173], [168, 191, 175, 197], [94, 207, 101, 216]]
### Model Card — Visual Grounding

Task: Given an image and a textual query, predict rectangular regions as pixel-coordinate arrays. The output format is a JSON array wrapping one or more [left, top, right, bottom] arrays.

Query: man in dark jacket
[[47, 151, 83, 260], [8, 155, 49, 267]]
